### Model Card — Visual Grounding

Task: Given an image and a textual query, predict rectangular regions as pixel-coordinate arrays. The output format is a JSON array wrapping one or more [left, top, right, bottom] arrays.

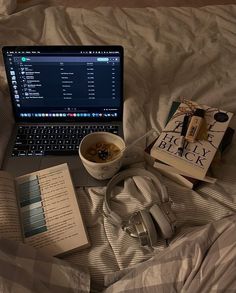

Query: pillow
[[0, 238, 90, 293], [0, 0, 16, 15]]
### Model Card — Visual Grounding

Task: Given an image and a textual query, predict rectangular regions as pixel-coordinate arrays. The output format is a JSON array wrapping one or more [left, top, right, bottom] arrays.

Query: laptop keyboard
[[12, 125, 119, 157]]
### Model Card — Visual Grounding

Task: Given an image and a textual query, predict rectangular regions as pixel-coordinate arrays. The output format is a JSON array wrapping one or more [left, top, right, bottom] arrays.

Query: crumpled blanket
[[104, 214, 236, 292], [0, 214, 236, 292], [0, 238, 90, 293], [0, 2, 236, 291]]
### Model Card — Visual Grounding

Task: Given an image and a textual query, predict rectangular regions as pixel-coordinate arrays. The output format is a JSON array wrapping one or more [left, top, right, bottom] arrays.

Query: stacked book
[[145, 98, 234, 189]]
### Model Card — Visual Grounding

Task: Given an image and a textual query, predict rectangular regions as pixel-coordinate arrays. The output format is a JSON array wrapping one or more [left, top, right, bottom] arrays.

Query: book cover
[[150, 99, 234, 180], [0, 163, 90, 256], [145, 114, 234, 189], [144, 137, 207, 189]]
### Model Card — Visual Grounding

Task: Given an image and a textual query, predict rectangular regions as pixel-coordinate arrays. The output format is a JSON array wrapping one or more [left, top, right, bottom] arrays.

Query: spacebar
[[44, 150, 78, 156]]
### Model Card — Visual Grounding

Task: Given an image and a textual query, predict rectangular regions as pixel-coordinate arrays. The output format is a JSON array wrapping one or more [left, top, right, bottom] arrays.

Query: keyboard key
[[15, 140, 27, 145], [35, 151, 44, 156], [44, 150, 78, 156], [14, 145, 29, 151], [16, 135, 27, 140]]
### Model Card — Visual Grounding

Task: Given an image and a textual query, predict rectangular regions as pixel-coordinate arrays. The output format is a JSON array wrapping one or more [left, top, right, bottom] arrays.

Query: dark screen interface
[[4, 48, 122, 120]]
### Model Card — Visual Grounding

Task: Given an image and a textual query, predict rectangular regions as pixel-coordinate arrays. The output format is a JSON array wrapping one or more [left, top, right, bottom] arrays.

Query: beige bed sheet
[[15, 0, 236, 8], [0, 2, 236, 290]]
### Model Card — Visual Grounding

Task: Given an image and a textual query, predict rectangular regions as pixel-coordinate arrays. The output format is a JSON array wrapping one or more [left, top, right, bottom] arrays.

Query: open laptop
[[2, 45, 124, 187]]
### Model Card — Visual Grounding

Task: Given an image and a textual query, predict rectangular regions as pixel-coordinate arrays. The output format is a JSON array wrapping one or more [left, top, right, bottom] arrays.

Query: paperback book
[[145, 138, 217, 189], [0, 163, 90, 256], [149, 99, 234, 182]]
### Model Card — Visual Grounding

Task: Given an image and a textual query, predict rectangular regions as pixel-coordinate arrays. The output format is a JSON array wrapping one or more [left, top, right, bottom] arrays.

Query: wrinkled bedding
[[1, 2, 236, 292], [1, 214, 236, 293], [104, 214, 236, 292], [0, 238, 90, 293]]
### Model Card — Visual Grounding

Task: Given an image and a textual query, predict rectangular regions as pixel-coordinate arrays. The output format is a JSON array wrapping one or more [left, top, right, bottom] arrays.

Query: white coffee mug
[[79, 132, 125, 180]]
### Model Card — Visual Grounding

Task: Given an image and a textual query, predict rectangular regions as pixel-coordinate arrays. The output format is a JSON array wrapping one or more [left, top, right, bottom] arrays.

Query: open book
[[0, 163, 89, 256], [150, 99, 234, 181]]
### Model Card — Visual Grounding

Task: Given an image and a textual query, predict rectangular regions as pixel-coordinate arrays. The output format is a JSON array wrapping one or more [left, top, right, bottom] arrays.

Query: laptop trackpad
[[4, 157, 42, 177], [40, 156, 108, 188]]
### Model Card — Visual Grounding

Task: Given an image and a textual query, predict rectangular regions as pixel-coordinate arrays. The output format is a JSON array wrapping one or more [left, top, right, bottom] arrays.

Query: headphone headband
[[104, 168, 169, 227]]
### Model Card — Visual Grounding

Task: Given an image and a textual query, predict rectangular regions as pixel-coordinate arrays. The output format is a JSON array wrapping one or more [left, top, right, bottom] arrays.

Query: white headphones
[[103, 168, 176, 247]]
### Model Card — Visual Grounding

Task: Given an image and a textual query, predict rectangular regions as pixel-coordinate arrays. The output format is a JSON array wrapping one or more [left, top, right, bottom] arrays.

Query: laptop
[[2, 45, 124, 187]]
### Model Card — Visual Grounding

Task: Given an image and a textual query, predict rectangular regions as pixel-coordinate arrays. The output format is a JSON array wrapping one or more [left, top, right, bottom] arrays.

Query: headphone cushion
[[139, 210, 158, 246], [149, 204, 174, 239]]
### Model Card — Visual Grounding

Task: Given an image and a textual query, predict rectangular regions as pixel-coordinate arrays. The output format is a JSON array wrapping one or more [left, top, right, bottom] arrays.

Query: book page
[[15, 164, 89, 256], [0, 171, 22, 242]]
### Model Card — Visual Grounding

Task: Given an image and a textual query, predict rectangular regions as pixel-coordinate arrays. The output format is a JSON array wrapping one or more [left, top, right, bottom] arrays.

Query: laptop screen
[[2, 46, 123, 122]]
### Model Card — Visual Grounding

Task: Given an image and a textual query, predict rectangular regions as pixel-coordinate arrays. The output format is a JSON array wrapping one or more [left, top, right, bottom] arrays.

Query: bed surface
[[0, 1, 236, 292], [15, 0, 236, 8]]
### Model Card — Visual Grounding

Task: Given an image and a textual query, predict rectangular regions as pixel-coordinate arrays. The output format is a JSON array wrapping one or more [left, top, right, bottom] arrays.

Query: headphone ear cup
[[139, 210, 158, 247], [149, 204, 174, 240]]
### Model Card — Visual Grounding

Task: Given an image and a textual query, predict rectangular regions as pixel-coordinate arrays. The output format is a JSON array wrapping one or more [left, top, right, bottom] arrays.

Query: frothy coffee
[[84, 142, 121, 163]]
